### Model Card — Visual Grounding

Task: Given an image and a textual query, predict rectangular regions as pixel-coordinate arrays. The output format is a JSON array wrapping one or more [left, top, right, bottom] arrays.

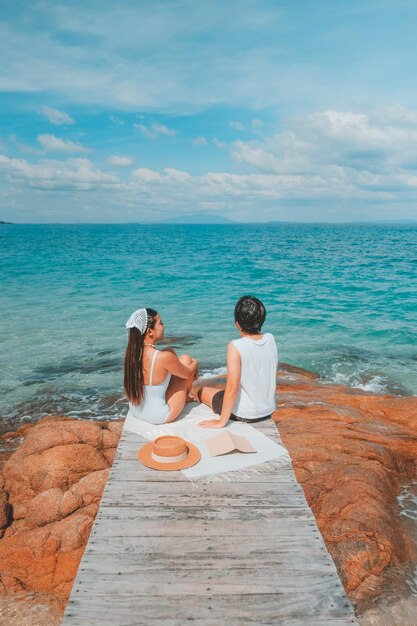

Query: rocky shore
[[0, 416, 123, 624], [0, 368, 417, 625], [275, 368, 417, 624]]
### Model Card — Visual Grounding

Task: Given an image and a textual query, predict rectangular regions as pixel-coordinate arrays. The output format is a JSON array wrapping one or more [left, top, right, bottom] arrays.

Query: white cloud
[[229, 121, 246, 131], [118, 106, 417, 212], [232, 107, 417, 177], [0, 154, 118, 190], [0, 153, 399, 219], [1, 1, 417, 120], [134, 122, 176, 139], [37, 133, 89, 153], [41, 106, 74, 125], [192, 136, 207, 146], [9, 134, 40, 154], [134, 124, 155, 139], [4, 106, 417, 221], [0, 3, 291, 111], [251, 118, 264, 132], [126, 166, 327, 202], [107, 155, 133, 167], [109, 115, 125, 126], [212, 137, 227, 149], [164, 167, 190, 182], [131, 167, 162, 182], [232, 141, 279, 171], [251, 118, 263, 127], [151, 123, 176, 136]]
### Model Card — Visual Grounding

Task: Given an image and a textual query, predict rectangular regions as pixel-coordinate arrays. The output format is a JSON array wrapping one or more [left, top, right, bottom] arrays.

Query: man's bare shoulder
[[227, 341, 240, 355]]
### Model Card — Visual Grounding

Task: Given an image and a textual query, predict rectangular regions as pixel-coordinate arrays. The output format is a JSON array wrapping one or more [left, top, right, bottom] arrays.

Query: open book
[[206, 431, 257, 457]]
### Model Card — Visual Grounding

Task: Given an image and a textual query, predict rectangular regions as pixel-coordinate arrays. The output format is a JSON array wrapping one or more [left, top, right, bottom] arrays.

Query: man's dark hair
[[234, 296, 266, 334]]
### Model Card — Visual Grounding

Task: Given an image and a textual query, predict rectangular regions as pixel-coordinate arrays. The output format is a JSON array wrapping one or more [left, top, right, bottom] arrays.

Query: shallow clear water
[[1, 222, 416, 424]]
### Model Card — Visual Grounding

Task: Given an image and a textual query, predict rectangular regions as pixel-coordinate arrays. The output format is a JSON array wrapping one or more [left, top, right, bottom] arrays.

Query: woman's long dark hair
[[124, 308, 157, 405]]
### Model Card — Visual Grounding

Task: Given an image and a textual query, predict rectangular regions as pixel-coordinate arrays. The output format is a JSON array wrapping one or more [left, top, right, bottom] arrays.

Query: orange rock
[[0, 475, 10, 537], [105, 420, 123, 436], [2, 418, 116, 505], [274, 376, 417, 609], [0, 417, 121, 605]]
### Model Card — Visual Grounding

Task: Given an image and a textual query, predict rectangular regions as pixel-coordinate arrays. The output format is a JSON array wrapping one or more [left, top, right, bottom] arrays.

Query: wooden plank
[[95, 495, 309, 511], [62, 417, 358, 625], [80, 534, 329, 561], [107, 471, 298, 485], [65, 592, 357, 626], [107, 466, 298, 487], [92, 506, 316, 522], [67, 570, 344, 595], [99, 473, 306, 493], [96, 507, 312, 521], [89, 516, 318, 538], [99, 479, 305, 498]]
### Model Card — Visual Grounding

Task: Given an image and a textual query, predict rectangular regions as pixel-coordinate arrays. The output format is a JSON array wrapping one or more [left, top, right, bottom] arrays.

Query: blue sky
[[1, 0, 417, 222]]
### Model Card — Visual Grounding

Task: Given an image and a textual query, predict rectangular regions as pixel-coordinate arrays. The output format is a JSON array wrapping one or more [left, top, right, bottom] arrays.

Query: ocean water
[[1, 222, 417, 426]]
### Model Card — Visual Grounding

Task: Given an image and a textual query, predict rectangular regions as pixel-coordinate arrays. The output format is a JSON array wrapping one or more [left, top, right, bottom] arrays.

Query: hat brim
[[137, 439, 201, 471]]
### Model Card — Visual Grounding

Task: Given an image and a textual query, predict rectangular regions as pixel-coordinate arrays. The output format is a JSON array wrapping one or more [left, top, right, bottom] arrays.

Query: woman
[[124, 307, 198, 424]]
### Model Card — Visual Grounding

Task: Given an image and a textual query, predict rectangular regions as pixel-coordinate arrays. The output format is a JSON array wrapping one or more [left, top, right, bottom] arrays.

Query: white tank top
[[231, 333, 278, 419], [128, 350, 171, 425]]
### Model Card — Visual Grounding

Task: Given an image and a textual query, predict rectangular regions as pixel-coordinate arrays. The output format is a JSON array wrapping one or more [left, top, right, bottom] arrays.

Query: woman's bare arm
[[160, 351, 198, 379]]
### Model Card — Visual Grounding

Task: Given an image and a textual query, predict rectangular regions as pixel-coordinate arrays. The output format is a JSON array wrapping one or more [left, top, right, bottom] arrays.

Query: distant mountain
[[160, 212, 236, 224], [0, 220, 12, 224]]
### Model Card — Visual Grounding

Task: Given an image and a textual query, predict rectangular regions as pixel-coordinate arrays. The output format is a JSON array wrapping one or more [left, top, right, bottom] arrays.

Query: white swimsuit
[[128, 350, 172, 424]]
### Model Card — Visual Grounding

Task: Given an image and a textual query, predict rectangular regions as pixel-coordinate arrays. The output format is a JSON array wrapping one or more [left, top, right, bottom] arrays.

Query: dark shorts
[[211, 390, 272, 423]]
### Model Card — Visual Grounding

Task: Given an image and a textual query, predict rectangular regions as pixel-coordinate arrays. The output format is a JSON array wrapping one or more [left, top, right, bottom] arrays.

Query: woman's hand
[[199, 419, 226, 429]]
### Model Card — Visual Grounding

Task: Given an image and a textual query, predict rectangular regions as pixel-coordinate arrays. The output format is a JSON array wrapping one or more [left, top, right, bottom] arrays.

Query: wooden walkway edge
[[61, 418, 359, 625]]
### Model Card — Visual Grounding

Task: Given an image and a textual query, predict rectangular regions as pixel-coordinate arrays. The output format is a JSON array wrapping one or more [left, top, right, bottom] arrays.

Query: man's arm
[[199, 342, 241, 428]]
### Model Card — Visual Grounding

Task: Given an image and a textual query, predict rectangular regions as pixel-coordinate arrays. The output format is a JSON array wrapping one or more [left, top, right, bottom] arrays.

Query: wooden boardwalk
[[62, 418, 359, 625]]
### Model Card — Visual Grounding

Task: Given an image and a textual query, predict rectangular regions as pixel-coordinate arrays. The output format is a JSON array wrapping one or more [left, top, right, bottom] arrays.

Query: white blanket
[[123, 403, 290, 481]]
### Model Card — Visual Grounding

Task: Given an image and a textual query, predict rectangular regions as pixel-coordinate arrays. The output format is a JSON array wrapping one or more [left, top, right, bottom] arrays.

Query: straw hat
[[138, 435, 201, 471]]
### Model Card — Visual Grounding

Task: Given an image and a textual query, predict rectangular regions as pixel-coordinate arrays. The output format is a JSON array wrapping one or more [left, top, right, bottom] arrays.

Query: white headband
[[125, 308, 149, 335]]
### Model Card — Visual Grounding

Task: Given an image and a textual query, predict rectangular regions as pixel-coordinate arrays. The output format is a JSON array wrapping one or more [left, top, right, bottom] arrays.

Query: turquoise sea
[[1, 222, 417, 428]]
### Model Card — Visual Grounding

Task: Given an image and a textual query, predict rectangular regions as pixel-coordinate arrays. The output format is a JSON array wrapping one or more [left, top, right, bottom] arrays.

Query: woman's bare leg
[[165, 354, 195, 422]]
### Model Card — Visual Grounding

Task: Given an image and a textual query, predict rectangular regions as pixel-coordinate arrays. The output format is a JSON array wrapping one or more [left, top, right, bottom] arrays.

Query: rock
[[0, 417, 122, 605], [0, 590, 63, 626], [3, 419, 114, 504], [0, 514, 90, 596], [274, 373, 417, 611], [0, 478, 10, 538]]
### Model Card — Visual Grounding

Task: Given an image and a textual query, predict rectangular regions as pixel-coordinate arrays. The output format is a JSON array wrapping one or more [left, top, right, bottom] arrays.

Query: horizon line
[[2, 219, 417, 226]]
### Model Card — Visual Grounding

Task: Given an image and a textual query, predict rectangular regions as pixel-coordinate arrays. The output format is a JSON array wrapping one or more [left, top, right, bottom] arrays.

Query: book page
[[206, 431, 256, 456], [231, 433, 256, 453]]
